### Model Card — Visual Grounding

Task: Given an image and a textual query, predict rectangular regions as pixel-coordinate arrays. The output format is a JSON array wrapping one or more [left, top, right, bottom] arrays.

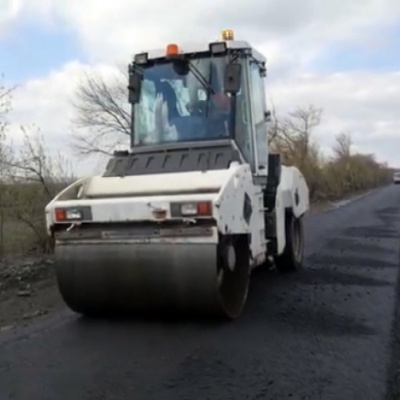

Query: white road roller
[[45, 29, 309, 319]]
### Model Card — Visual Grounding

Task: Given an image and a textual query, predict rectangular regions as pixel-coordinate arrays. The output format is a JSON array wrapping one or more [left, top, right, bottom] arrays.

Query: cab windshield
[[133, 55, 236, 146]]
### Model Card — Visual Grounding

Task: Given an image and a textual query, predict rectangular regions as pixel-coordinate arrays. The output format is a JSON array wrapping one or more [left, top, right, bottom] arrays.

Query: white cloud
[[7, 61, 123, 176], [268, 70, 400, 166], [15, 0, 394, 68], [2, 0, 400, 174], [0, 0, 23, 35]]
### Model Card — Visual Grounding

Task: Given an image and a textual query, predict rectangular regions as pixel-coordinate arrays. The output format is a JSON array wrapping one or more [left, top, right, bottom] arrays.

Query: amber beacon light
[[221, 29, 234, 41], [166, 43, 180, 56]]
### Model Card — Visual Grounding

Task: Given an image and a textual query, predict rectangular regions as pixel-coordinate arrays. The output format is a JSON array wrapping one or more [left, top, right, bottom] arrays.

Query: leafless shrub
[[70, 67, 130, 157]]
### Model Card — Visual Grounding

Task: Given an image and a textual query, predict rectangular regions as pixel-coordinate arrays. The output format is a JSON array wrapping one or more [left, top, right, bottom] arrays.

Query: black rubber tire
[[274, 212, 304, 273]]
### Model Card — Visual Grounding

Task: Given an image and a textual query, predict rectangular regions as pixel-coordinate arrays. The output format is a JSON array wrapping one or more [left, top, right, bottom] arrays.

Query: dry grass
[[0, 182, 68, 256], [0, 219, 34, 254]]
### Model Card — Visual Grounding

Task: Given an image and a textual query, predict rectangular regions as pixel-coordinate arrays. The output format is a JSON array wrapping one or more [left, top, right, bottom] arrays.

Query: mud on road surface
[[0, 185, 399, 400]]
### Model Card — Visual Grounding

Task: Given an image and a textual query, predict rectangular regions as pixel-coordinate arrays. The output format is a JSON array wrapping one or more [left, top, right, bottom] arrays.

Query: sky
[[1, 0, 400, 175]]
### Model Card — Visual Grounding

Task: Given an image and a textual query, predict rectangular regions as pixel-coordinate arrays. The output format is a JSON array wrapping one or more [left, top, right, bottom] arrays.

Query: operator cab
[[118, 29, 270, 178]]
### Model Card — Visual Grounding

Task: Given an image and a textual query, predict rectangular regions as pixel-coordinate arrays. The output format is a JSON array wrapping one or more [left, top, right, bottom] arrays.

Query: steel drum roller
[[54, 241, 250, 318]]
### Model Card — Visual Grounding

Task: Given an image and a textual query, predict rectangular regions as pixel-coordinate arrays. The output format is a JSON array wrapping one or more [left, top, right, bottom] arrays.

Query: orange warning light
[[166, 43, 179, 57]]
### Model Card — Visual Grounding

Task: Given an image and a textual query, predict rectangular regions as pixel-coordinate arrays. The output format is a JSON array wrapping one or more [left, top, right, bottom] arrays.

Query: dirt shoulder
[[0, 187, 385, 331], [0, 256, 65, 331]]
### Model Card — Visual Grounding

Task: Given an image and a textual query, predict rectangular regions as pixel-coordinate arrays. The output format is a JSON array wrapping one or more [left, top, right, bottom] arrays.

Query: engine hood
[[80, 164, 241, 199]]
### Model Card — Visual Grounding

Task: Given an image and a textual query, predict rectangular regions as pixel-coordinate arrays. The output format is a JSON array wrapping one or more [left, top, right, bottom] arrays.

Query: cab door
[[247, 59, 269, 177]]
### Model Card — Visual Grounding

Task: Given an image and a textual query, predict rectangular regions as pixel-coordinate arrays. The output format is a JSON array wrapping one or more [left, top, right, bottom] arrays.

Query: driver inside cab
[[186, 60, 231, 139], [208, 89, 230, 137]]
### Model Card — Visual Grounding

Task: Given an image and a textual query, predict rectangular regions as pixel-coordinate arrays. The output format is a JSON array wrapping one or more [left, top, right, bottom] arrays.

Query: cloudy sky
[[1, 0, 400, 175]]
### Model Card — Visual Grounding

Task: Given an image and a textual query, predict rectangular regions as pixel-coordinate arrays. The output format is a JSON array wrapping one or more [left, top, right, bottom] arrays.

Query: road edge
[[310, 185, 385, 215], [384, 242, 400, 400]]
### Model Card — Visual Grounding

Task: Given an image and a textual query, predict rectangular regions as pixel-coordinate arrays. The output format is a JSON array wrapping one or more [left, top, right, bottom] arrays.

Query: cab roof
[[133, 39, 267, 65]]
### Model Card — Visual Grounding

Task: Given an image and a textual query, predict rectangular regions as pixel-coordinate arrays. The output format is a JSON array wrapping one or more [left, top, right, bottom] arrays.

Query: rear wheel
[[275, 212, 304, 272]]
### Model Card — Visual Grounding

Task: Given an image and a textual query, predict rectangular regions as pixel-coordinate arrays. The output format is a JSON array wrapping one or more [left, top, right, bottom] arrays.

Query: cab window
[[249, 62, 268, 169]]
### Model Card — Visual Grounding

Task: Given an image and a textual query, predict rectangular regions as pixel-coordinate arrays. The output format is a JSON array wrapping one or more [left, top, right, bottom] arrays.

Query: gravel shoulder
[[0, 257, 64, 332]]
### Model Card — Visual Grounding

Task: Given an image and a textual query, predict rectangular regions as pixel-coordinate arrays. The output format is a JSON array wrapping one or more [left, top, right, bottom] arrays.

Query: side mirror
[[265, 110, 271, 121], [127, 68, 142, 104], [224, 63, 242, 94]]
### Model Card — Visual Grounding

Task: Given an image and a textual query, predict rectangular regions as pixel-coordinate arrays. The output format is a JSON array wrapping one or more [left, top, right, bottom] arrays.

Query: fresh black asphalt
[[1, 184, 400, 400]]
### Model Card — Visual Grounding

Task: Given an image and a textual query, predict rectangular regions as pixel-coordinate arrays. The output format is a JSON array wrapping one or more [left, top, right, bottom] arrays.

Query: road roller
[[44, 29, 310, 319]]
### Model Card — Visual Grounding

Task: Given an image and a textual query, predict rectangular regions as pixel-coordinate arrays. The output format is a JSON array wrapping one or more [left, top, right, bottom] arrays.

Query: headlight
[[209, 41, 227, 54], [134, 52, 148, 65], [180, 203, 198, 216], [66, 209, 82, 220], [54, 206, 92, 222], [170, 201, 212, 217]]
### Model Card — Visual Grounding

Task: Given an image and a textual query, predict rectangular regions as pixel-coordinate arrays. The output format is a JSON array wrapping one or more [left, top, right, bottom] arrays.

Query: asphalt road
[[1, 185, 400, 400]]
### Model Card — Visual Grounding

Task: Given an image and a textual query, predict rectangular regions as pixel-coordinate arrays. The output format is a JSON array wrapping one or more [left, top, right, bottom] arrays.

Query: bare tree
[[0, 75, 16, 158], [3, 125, 75, 253], [6, 125, 74, 186], [267, 104, 323, 199], [0, 76, 17, 257], [0, 77, 75, 255], [70, 66, 131, 156], [283, 104, 322, 162], [0, 76, 16, 123], [269, 104, 322, 162], [332, 131, 352, 159], [267, 102, 283, 146]]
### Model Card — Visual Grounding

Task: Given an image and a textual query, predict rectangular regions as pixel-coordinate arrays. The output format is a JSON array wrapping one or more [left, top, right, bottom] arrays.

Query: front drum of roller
[[54, 241, 250, 319]]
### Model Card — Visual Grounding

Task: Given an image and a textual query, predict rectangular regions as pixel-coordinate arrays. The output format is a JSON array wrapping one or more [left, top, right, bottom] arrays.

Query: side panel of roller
[[275, 165, 310, 255], [213, 164, 267, 267]]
